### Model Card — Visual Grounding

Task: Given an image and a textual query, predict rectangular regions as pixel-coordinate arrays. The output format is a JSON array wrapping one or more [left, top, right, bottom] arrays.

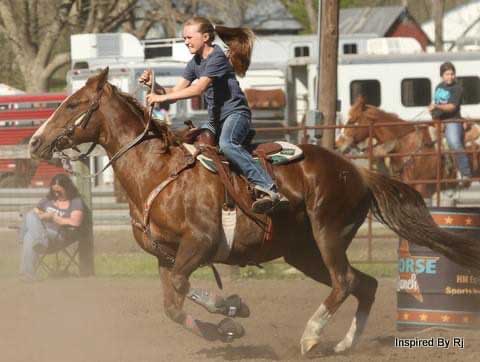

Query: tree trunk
[[304, 0, 318, 33], [319, 0, 339, 149], [431, 0, 444, 52]]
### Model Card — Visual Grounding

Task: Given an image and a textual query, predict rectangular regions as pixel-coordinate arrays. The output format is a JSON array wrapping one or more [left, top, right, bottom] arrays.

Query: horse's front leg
[[186, 286, 250, 318], [158, 250, 245, 341]]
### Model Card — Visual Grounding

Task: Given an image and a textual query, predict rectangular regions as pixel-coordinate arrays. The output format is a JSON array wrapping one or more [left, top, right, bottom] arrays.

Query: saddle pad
[[183, 142, 303, 174]]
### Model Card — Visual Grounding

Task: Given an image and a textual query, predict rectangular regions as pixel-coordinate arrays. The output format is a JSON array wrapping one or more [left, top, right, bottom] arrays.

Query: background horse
[[29, 69, 480, 356], [337, 96, 480, 198]]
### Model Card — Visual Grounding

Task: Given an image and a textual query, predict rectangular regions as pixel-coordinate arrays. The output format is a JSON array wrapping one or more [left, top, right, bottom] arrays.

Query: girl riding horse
[[139, 17, 287, 214]]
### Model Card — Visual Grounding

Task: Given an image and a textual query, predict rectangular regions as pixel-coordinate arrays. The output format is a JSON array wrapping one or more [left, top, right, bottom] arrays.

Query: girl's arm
[[154, 78, 191, 95], [148, 77, 212, 105]]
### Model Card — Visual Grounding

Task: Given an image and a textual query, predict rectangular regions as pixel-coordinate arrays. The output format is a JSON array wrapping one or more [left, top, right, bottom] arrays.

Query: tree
[[318, 0, 339, 149], [431, 0, 444, 51], [0, 0, 138, 92]]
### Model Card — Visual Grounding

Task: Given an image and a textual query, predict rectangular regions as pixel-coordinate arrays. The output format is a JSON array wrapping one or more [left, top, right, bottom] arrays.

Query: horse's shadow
[[196, 344, 281, 361]]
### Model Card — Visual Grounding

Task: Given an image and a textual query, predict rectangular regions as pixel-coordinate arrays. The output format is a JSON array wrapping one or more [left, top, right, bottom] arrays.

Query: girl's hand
[[146, 93, 167, 106], [139, 69, 153, 87], [428, 104, 436, 112]]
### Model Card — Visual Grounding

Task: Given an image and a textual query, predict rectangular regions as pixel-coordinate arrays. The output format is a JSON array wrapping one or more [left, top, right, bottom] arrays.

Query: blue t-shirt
[[182, 44, 250, 126], [433, 81, 462, 120]]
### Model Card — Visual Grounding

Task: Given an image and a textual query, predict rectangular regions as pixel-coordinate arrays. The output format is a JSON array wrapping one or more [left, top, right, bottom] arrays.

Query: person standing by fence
[[429, 61, 472, 181]]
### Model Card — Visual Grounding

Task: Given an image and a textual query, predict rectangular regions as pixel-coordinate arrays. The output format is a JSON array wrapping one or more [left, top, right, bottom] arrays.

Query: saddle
[[181, 127, 302, 231], [182, 127, 302, 171]]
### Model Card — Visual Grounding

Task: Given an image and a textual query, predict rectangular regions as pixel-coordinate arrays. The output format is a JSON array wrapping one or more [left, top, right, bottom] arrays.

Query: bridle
[[52, 79, 156, 178], [51, 86, 105, 171]]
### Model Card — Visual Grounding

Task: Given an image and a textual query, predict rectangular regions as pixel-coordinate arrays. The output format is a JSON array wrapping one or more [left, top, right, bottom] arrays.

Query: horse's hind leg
[[300, 201, 376, 355], [297, 228, 356, 355], [285, 244, 377, 354], [333, 267, 377, 353]]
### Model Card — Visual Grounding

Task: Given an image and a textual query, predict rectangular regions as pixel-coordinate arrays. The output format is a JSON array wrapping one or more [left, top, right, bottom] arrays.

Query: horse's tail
[[361, 169, 480, 271]]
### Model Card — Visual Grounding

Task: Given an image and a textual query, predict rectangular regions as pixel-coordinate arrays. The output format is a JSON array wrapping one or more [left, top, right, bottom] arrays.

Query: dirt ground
[[0, 277, 478, 362]]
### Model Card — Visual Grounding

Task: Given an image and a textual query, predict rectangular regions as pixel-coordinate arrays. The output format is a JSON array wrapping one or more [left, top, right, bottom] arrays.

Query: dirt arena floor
[[0, 276, 478, 362]]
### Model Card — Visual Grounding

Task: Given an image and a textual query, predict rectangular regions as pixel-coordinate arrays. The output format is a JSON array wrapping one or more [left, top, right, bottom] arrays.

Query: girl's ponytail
[[185, 17, 255, 77]]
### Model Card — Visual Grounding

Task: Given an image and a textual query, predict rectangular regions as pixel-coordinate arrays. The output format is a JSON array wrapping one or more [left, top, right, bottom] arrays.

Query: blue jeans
[[205, 113, 275, 190], [445, 121, 472, 177], [19, 210, 63, 278]]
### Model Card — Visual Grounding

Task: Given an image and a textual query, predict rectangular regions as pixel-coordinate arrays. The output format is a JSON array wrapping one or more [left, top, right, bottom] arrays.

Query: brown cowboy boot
[[252, 185, 289, 214]]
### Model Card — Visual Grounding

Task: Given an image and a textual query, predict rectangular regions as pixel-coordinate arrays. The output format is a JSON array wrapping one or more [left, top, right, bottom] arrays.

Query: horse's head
[[29, 68, 110, 160], [336, 96, 370, 153]]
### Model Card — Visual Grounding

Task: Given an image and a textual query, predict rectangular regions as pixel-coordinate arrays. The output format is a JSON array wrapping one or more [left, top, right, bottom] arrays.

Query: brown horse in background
[[29, 69, 480, 356], [336, 96, 480, 198]]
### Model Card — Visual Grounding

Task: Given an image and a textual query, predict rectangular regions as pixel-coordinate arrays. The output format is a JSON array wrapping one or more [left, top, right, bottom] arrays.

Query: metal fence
[[2, 118, 479, 265]]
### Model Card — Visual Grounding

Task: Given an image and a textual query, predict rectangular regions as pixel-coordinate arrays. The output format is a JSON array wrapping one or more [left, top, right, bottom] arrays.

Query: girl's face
[[442, 69, 456, 85], [183, 24, 209, 55], [51, 184, 67, 200]]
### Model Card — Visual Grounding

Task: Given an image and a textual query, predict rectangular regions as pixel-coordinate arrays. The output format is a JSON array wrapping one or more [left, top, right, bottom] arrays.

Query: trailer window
[[343, 43, 357, 54], [350, 80, 380, 106], [457, 76, 480, 104], [401, 78, 431, 107], [294, 46, 310, 57]]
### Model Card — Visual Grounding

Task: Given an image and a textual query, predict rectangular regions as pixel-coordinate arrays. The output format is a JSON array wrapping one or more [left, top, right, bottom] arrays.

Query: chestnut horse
[[336, 96, 479, 198], [29, 69, 480, 356]]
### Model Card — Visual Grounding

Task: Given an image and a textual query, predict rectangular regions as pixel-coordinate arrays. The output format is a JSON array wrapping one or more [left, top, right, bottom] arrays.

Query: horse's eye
[[66, 102, 79, 109]]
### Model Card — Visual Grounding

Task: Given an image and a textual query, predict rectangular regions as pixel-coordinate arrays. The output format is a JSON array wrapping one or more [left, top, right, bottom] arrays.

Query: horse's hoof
[[300, 338, 319, 355], [222, 294, 250, 318], [217, 317, 245, 342], [333, 340, 350, 353]]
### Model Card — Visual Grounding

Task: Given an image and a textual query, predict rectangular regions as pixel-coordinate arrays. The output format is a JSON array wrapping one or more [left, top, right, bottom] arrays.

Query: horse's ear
[[86, 67, 109, 90]]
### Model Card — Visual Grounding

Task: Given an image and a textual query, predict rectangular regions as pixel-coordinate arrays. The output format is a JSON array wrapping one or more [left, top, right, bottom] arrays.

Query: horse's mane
[[106, 83, 182, 148], [364, 105, 409, 124], [351, 97, 409, 124]]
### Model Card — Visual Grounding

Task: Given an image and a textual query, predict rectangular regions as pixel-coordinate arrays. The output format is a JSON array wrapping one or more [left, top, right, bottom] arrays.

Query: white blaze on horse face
[[31, 95, 71, 141]]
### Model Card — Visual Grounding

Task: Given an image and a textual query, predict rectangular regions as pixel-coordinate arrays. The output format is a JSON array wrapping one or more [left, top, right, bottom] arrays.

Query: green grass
[[1, 251, 398, 279]]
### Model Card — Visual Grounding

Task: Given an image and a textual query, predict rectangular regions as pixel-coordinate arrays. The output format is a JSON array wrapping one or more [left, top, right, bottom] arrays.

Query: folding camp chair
[[35, 226, 82, 278]]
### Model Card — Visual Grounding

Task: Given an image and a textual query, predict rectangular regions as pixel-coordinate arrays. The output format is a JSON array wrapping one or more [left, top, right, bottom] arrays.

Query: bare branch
[[35, 1, 75, 68], [42, 52, 71, 80]]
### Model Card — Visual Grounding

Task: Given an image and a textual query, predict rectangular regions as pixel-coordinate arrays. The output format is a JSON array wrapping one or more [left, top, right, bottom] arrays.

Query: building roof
[[340, 6, 406, 36], [242, 0, 303, 33], [0, 83, 24, 95]]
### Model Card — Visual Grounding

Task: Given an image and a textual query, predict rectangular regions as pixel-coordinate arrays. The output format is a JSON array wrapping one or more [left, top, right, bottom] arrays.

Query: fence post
[[72, 157, 95, 276], [367, 120, 374, 262], [435, 119, 442, 207]]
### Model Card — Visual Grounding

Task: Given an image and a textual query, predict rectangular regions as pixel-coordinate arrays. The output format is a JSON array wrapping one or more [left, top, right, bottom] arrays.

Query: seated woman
[[19, 174, 84, 281]]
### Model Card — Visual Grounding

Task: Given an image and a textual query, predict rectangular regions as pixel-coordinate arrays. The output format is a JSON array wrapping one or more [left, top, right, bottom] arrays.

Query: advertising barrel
[[397, 207, 480, 330]]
